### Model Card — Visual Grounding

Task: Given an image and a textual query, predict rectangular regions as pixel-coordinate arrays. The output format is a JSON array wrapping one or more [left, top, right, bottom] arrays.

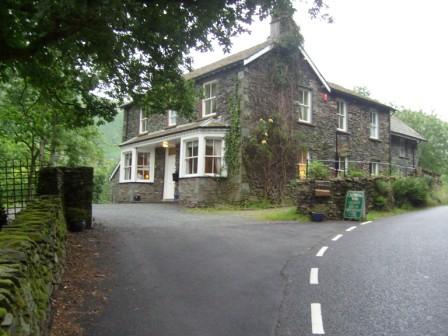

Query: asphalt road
[[87, 204, 448, 336]]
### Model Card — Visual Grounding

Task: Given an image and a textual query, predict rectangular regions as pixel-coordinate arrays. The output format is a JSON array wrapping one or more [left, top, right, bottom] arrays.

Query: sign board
[[343, 191, 366, 220]]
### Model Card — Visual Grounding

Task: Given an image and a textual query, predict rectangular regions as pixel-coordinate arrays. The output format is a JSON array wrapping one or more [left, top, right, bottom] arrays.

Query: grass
[[189, 205, 309, 222]]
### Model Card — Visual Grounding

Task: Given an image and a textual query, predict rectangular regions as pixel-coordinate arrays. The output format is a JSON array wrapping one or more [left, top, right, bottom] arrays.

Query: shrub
[[308, 161, 330, 180], [393, 177, 430, 207], [374, 195, 387, 210], [347, 169, 365, 177], [375, 179, 392, 196]]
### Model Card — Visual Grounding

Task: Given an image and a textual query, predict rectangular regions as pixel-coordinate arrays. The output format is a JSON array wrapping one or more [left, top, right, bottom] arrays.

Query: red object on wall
[[321, 93, 329, 102]]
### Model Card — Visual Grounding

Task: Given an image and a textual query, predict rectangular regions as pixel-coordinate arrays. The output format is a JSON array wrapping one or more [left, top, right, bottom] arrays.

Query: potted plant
[[310, 204, 328, 222]]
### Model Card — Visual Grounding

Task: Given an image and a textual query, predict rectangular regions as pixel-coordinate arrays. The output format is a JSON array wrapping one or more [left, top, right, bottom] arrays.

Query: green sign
[[344, 191, 366, 220]]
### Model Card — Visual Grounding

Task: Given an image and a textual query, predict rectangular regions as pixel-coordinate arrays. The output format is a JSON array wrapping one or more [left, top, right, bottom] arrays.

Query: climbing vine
[[242, 30, 303, 203], [224, 82, 241, 178]]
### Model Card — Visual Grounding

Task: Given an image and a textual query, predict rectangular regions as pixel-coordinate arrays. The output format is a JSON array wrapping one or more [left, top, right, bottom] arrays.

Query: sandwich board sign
[[344, 191, 366, 220]]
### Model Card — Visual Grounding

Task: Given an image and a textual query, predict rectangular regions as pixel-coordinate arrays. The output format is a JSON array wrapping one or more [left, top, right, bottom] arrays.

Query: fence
[[298, 159, 417, 179], [0, 160, 44, 219]]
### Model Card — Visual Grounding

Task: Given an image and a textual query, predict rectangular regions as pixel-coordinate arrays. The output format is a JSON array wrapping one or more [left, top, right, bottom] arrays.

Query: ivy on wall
[[224, 82, 242, 179]]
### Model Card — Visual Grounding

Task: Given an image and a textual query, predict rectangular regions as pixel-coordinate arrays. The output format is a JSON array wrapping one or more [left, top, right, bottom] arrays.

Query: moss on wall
[[0, 196, 66, 336]]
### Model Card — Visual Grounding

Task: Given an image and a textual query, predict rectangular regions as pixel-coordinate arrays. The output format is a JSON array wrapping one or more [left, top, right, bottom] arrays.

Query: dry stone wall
[[0, 196, 66, 336]]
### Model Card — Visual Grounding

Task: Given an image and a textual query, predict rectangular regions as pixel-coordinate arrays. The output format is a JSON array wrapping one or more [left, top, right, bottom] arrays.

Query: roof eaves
[[299, 46, 331, 93]]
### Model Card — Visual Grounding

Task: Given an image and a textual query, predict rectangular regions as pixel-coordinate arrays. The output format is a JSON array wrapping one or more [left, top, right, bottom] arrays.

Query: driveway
[[86, 203, 352, 336]]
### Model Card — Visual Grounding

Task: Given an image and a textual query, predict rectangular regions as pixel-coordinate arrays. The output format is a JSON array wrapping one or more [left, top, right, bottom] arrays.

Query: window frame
[[202, 80, 217, 117], [337, 156, 349, 176], [136, 151, 151, 182], [370, 111, 379, 139], [399, 138, 407, 158], [122, 151, 133, 182], [295, 88, 312, 123], [337, 100, 347, 131], [139, 108, 149, 134], [370, 162, 380, 176], [204, 138, 223, 176], [184, 139, 199, 176], [168, 110, 177, 127]]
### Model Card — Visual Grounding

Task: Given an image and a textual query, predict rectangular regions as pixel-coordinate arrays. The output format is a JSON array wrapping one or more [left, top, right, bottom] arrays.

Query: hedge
[[0, 196, 66, 336]]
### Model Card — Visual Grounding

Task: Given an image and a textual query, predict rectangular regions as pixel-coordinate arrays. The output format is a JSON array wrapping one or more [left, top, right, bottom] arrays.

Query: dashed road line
[[310, 268, 319, 285], [311, 303, 325, 334], [361, 220, 372, 225], [332, 234, 343, 241], [346, 226, 357, 232], [316, 246, 328, 257]]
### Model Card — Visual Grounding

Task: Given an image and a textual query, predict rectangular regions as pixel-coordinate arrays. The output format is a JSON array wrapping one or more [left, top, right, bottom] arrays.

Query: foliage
[[346, 168, 365, 177], [308, 161, 331, 180], [374, 195, 387, 210], [243, 115, 300, 203], [395, 109, 448, 175], [0, 0, 331, 121], [310, 203, 329, 213], [375, 179, 392, 195], [392, 177, 430, 207], [224, 83, 242, 178], [353, 86, 371, 97]]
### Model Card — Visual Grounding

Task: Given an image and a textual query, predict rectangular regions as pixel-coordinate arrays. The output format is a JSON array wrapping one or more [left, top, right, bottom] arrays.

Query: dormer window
[[168, 110, 177, 127], [202, 81, 217, 117], [140, 108, 149, 133]]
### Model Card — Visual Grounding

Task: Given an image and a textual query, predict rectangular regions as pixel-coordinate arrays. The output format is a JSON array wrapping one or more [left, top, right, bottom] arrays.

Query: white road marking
[[316, 246, 328, 257], [311, 303, 325, 334], [332, 234, 343, 241], [361, 220, 372, 225], [346, 226, 357, 232], [310, 268, 319, 285]]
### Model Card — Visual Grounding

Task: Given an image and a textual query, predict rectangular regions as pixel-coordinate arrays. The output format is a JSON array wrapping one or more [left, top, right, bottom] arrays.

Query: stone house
[[110, 15, 424, 205], [390, 115, 425, 175]]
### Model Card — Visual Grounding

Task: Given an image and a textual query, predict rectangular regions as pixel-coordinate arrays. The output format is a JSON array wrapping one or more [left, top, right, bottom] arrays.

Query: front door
[[163, 148, 176, 200]]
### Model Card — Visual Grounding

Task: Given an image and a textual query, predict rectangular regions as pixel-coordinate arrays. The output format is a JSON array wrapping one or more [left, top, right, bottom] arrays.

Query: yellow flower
[[268, 118, 274, 123], [259, 118, 265, 122], [264, 132, 268, 136], [261, 139, 267, 144]]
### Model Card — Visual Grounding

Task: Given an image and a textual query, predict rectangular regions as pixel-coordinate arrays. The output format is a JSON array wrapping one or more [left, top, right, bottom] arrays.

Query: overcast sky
[[190, 0, 448, 121]]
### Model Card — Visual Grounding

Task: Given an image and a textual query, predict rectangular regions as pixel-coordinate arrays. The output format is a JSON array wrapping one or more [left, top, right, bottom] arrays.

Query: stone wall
[[0, 196, 66, 336], [296, 177, 394, 219], [178, 177, 240, 207], [244, 49, 391, 179], [111, 147, 166, 202], [37, 167, 93, 230], [391, 135, 417, 174], [122, 105, 191, 142]]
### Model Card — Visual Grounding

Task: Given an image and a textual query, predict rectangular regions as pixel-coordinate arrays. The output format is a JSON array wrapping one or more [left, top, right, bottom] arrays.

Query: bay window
[[136, 152, 150, 181], [205, 139, 223, 175], [185, 140, 199, 175], [123, 152, 132, 181]]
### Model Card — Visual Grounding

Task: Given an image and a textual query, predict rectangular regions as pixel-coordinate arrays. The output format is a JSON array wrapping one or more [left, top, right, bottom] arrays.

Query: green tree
[[0, 0, 330, 120], [353, 86, 371, 97], [395, 109, 448, 175]]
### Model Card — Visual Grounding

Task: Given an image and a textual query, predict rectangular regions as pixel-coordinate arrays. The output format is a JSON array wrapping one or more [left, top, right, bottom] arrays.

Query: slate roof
[[120, 117, 229, 147], [328, 82, 393, 110], [184, 41, 271, 80], [390, 115, 425, 141]]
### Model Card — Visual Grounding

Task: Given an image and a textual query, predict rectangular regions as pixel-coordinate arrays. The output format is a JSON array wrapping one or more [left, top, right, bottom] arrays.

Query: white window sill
[[369, 137, 381, 141], [119, 180, 154, 184], [337, 128, 348, 133], [202, 113, 217, 119]]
